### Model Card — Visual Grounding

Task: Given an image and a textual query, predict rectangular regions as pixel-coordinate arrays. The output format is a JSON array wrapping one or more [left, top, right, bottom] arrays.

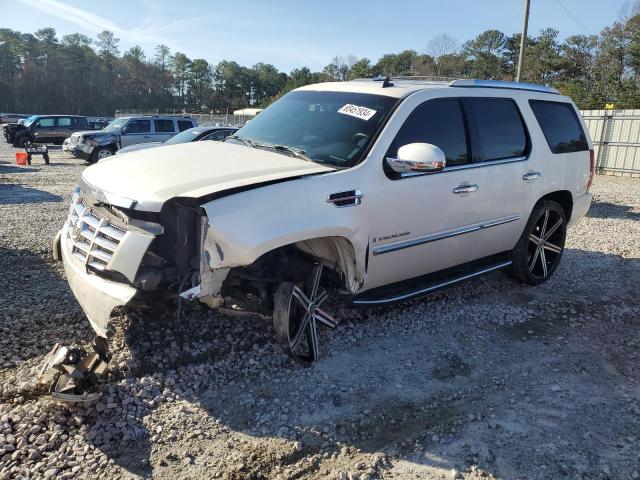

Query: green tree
[[347, 58, 372, 79], [462, 29, 507, 79]]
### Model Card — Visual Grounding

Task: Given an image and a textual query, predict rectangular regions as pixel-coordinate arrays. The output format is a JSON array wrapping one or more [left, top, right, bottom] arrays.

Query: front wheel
[[510, 200, 567, 285], [91, 146, 114, 163], [15, 135, 30, 148]]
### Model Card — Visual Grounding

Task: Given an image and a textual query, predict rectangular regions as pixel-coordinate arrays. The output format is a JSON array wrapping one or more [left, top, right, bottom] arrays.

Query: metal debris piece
[[38, 337, 112, 403]]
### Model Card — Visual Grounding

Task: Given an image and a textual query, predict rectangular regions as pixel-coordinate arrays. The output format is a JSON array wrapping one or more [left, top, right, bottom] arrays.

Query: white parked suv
[[53, 78, 593, 372], [62, 115, 197, 163]]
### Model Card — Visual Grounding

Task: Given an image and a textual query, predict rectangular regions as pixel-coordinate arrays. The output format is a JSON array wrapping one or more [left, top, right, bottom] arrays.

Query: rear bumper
[[56, 226, 138, 337], [569, 192, 592, 226]]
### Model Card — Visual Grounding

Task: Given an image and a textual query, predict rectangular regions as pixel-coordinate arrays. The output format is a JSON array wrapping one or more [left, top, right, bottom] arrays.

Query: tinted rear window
[[154, 119, 175, 133], [177, 120, 193, 132], [529, 100, 588, 153], [463, 98, 528, 162], [388, 98, 468, 166]]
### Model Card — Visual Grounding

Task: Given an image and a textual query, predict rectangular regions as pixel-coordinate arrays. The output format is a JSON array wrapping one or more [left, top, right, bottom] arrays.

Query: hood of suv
[[81, 141, 335, 212], [72, 130, 116, 138]]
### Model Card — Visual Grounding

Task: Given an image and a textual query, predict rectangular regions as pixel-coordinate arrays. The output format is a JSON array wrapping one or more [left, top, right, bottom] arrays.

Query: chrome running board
[[353, 254, 512, 306]]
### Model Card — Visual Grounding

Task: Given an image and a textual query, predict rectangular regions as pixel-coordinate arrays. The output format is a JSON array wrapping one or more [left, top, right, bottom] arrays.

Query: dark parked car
[[5, 115, 90, 147], [115, 125, 238, 155], [0, 113, 30, 124]]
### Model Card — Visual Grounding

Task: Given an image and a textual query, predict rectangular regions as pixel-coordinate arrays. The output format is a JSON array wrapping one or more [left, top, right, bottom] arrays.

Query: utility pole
[[516, 0, 531, 82]]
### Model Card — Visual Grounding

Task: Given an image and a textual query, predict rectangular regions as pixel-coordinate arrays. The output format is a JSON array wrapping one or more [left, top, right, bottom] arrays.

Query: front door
[[34, 117, 56, 142], [120, 119, 152, 147]]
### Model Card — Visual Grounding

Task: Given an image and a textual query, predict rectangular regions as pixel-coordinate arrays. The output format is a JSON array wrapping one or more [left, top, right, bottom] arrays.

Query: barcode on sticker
[[338, 104, 377, 120]]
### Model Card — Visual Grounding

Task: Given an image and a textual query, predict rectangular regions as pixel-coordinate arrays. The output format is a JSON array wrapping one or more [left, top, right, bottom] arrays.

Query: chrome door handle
[[453, 184, 478, 194], [522, 171, 541, 181]]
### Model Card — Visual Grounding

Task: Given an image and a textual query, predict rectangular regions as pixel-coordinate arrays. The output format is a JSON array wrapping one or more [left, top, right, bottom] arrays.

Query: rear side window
[[463, 98, 528, 162], [57, 117, 71, 127], [126, 120, 151, 133], [388, 98, 468, 166], [203, 129, 235, 141], [154, 119, 176, 133], [529, 100, 588, 153], [177, 120, 193, 132]]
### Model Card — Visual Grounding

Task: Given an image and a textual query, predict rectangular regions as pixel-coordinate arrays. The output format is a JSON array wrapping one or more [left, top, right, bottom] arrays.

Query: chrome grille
[[66, 188, 126, 270]]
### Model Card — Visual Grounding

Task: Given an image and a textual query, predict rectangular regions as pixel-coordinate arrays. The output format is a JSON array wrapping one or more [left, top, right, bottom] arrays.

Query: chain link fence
[[113, 109, 253, 127]]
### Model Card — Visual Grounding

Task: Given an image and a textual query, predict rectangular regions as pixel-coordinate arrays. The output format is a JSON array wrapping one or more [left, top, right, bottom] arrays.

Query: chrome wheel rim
[[528, 208, 565, 279], [285, 264, 337, 361], [97, 149, 112, 159]]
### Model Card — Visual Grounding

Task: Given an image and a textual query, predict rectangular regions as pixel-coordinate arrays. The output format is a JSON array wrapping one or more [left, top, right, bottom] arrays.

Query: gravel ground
[[0, 142, 639, 480]]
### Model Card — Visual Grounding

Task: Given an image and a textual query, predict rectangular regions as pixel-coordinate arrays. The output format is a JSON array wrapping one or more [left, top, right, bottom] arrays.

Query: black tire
[[510, 199, 567, 285], [14, 135, 30, 148], [90, 146, 114, 163], [273, 282, 307, 353], [43, 154, 50, 165]]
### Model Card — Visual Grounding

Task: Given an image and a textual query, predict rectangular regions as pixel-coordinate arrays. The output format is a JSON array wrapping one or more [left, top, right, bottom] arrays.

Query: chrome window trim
[[393, 155, 528, 178], [372, 214, 521, 256]]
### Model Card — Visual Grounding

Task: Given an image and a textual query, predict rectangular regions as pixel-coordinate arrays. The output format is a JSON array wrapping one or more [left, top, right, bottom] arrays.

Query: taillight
[[587, 149, 595, 191]]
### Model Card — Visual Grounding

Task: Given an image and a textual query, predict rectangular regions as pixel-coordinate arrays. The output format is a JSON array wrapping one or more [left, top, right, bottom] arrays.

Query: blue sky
[[1, 0, 633, 71]]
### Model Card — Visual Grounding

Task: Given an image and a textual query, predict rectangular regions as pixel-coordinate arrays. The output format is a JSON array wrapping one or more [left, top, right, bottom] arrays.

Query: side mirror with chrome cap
[[386, 143, 446, 174]]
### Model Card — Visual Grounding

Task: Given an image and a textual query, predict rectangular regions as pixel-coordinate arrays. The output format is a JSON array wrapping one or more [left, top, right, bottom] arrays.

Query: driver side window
[[388, 98, 468, 166]]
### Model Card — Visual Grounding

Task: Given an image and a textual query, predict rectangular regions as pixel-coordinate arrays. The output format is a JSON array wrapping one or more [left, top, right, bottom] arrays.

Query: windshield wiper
[[255, 143, 313, 162], [225, 135, 256, 148]]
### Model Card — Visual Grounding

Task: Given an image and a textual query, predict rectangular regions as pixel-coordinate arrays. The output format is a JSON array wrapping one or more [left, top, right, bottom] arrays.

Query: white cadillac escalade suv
[[53, 78, 593, 373]]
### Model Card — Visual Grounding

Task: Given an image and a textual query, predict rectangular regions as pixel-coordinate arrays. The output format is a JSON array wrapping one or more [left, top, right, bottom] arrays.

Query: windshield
[[164, 128, 203, 145], [23, 115, 38, 127], [233, 90, 398, 167], [102, 118, 128, 133]]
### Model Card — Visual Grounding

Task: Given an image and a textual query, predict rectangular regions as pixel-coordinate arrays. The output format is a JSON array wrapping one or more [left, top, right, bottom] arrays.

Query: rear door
[[456, 96, 534, 259], [56, 117, 74, 140], [153, 119, 177, 142]]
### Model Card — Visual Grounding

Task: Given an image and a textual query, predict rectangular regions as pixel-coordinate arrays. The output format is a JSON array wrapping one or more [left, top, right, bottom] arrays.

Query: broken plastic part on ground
[[38, 337, 111, 402]]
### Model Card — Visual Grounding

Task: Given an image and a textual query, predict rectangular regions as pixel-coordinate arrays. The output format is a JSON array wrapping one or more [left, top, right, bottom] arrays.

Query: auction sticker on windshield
[[338, 104, 377, 121]]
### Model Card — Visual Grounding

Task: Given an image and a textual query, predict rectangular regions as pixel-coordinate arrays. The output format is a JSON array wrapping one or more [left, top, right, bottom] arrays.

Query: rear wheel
[[510, 200, 567, 285]]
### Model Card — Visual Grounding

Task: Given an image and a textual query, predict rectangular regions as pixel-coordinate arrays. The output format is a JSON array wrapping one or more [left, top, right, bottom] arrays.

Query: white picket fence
[[581, 109, 640, 177]]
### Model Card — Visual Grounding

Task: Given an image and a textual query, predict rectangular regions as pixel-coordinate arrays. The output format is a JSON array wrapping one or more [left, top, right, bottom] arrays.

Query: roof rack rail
[[449, 79, 559, 94]]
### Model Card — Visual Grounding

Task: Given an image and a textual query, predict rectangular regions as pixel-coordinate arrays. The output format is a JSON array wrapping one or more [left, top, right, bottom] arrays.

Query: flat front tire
[[510, 199, 567, 285]]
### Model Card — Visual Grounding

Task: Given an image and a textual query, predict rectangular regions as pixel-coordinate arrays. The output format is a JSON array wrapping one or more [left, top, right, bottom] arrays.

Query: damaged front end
[[50, 184, 220, 399]]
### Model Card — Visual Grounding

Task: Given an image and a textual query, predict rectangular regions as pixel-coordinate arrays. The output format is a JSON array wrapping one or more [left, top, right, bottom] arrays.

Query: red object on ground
[[15, 152, 29, 165]]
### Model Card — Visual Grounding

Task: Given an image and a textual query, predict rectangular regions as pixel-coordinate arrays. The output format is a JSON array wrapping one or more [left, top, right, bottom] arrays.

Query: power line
[[556, 0, 593, 35]]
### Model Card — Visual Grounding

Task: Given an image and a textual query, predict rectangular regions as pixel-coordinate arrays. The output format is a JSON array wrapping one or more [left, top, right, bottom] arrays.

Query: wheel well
[[540, 190, 573, 222], [221, 236, 360, 304]]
